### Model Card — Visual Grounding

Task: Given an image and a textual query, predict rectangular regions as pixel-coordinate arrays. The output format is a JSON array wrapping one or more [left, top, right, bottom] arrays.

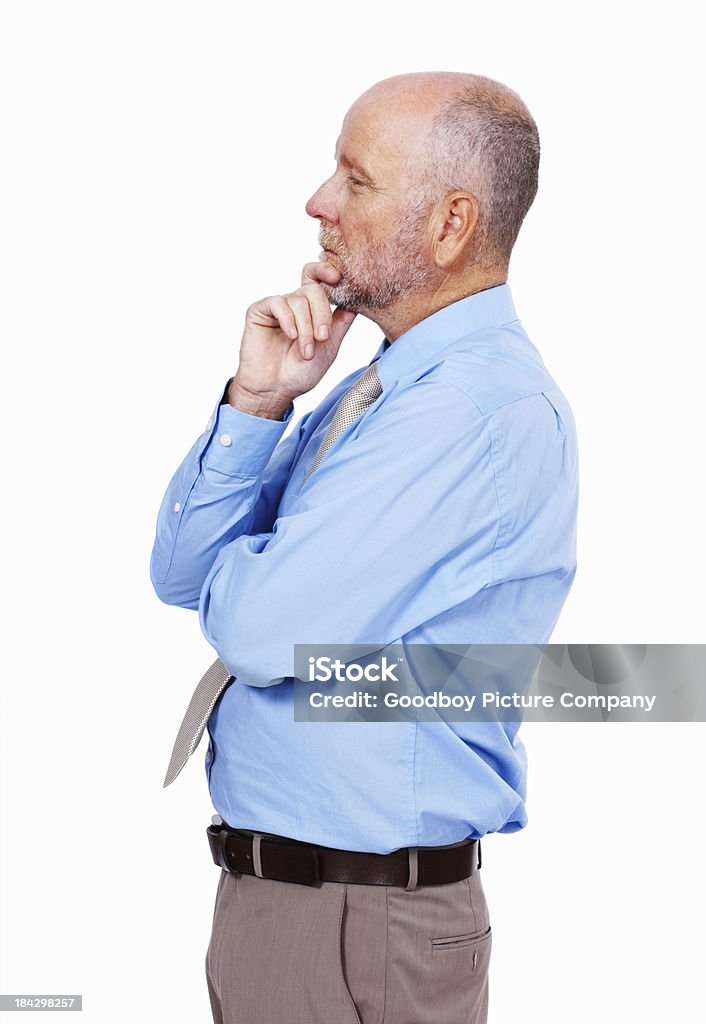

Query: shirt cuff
[[201, 383, 294, 476]]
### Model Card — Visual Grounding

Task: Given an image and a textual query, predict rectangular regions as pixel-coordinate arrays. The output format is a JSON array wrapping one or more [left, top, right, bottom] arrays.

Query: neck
[[365, 269, 508, 342]]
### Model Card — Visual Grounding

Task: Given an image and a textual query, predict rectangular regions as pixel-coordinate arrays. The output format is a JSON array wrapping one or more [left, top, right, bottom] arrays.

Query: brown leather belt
[[207, 817, 481, 888]]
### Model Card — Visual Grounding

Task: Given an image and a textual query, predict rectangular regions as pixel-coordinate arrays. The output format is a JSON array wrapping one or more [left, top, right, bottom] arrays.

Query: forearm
[[150, 386, 294, 608]]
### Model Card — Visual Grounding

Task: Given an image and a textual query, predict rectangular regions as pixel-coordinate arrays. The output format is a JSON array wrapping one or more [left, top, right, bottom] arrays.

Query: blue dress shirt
[[151, 284, 578, 853]]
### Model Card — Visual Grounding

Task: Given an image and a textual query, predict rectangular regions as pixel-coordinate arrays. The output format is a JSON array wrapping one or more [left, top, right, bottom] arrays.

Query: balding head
[[348, 72, 461, 129]]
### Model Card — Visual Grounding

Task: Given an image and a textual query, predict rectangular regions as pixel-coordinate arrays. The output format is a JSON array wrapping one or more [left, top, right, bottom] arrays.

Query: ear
[[432, 194, 479, 269]]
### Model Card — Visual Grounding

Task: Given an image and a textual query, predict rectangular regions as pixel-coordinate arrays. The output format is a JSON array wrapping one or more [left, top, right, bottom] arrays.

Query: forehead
[[335, 90, 432, 181]]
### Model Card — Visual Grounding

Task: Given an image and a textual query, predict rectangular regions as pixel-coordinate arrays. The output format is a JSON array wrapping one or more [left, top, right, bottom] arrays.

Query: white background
[[1, 2, 704, 1021]]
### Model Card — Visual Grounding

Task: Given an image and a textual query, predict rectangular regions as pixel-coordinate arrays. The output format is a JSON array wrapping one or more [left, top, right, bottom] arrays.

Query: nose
[[305, 178, 339, 225]]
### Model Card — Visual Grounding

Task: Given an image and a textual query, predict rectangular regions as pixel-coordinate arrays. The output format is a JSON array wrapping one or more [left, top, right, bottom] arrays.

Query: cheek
[[339, 194, 399, 255], [342, 211, 378, 252], [358, 201, 399, 245]]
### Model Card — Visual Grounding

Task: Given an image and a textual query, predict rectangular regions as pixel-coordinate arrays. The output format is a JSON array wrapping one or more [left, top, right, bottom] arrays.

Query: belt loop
[[405, 847, 419, 892], [252, 833, 264, 878]]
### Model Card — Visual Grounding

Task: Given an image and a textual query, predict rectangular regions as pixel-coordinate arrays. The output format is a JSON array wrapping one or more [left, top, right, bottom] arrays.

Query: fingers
[[301, 259, 341, 287], [290, 301, 355, 363], [286, 282, 338, 360], [267, 296, 298, 340], [248, 268, 351, 362], [287, 293, 317, 359], [301, 283, 334, 342], [251, 290, 330, 359]]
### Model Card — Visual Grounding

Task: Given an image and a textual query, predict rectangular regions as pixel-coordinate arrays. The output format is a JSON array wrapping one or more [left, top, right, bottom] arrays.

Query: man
[[151, 71, 578, 1024]]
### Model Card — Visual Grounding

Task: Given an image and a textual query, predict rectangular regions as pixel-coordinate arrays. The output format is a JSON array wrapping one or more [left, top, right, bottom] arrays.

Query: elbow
[[150, 561, 200, 611], [199, 591, 284, 687], [216, 645, 282, 688], [152, 583, 199, 611], [198, 533, 288, 687]]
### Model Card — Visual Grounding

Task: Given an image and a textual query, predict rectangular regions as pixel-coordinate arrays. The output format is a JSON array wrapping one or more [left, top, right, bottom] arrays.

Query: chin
[[333, 298, 361, 313], [322, 282, 359, 312]]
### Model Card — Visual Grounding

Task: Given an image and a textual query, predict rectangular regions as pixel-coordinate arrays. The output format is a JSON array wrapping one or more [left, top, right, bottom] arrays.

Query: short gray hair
[[420, 75, 540, 270]]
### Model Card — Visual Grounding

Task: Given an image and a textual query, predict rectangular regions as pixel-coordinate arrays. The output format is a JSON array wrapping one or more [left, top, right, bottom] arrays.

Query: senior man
[[151, 71, 578, 1024]]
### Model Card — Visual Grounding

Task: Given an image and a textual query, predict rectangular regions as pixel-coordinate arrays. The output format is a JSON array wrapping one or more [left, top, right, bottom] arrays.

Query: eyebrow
[[335, 151, 376, 183]]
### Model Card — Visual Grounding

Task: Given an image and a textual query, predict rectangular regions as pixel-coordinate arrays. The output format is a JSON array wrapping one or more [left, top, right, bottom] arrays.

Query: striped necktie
[[163, 361, 383, 787]]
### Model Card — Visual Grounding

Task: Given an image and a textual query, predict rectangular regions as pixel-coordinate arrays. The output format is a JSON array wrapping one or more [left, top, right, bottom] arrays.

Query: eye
[[347, 174, 367, 188]]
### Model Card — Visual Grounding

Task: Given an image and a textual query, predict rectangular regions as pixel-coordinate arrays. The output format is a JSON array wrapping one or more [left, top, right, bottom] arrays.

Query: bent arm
[[150, 262, 358, 609], [150, 380, 301, 608]]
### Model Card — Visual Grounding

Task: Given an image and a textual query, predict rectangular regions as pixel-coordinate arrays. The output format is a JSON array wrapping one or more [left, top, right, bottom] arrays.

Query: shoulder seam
[[433, 376, 551, 416]]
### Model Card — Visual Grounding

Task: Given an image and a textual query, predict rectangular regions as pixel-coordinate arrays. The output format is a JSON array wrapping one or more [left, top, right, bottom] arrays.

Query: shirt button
[[173, 501, 181, 513], [219, 434, 232, 447]]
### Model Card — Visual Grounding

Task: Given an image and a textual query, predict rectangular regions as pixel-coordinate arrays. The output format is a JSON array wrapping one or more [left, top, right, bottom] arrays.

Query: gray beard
[[322, 276, 405, 312], [320, 246, 432, 312], [319, 202, 434, 312]]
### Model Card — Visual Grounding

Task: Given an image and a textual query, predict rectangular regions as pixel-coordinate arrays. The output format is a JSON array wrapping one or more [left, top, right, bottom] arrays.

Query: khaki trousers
[[205, 864, 492, 1024]]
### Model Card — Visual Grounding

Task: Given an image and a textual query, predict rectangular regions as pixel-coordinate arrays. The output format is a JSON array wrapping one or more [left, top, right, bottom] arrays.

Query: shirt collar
[[369, 283, 518, 388]]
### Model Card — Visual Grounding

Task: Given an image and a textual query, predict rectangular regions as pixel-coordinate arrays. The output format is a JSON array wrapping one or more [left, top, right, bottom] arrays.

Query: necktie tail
[[163, 658, 233, 787]]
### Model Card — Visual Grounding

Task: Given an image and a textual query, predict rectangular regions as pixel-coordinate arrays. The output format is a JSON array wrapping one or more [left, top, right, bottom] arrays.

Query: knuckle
[[308, 286, 329, 304], [248, 296, 277, 315], [289, 294, 311, 316], [302, 285, 329, 311]]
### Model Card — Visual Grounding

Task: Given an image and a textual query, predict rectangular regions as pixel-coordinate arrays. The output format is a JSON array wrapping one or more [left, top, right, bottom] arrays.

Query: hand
[[227, 260, 357, 419]]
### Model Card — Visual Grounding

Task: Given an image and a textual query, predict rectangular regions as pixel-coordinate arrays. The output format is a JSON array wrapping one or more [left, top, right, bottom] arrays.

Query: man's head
[[305, 72, 540, 324]]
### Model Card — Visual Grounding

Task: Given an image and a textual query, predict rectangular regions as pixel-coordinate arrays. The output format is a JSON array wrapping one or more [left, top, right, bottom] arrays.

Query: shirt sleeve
[[149, 379, 299, 609], [198, 379, 502, 686]]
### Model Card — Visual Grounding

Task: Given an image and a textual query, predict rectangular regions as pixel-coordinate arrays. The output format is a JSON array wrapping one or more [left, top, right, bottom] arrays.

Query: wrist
[[226, 377, 291, 421]]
